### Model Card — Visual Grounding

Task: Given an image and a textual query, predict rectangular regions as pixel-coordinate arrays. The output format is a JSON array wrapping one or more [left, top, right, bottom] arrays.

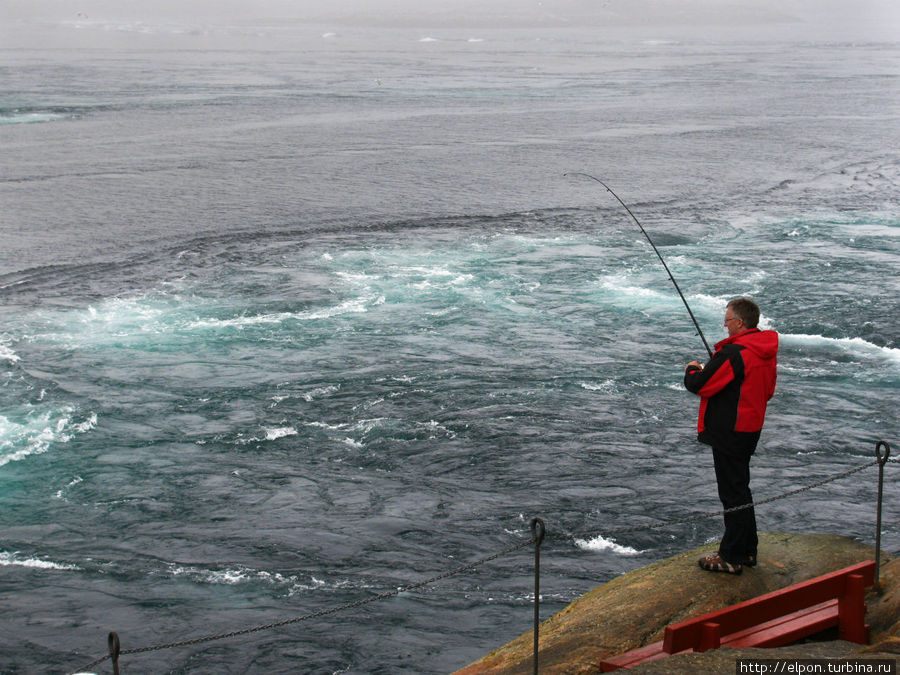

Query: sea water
[[1, 19, 898, 675]]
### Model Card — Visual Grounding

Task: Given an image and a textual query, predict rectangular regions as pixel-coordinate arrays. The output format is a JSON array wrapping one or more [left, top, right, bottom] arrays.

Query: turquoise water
[[1, 24, 898, 674]]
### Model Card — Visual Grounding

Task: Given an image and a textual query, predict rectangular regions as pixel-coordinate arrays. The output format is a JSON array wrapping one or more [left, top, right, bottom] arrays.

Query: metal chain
[[71, 537, 535, 673], [751, 459, 878, 508], [71, 652, 109, 674], [72, 454, 890, 673], [565, 458, 880, 542]]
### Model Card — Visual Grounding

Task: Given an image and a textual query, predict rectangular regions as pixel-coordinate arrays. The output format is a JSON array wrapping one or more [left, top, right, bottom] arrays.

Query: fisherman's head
[[724, 297, 760, 336]]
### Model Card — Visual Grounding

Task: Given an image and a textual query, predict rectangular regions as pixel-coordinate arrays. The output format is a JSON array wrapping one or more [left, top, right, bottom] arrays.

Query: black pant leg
[[712, 448, 758, 564]]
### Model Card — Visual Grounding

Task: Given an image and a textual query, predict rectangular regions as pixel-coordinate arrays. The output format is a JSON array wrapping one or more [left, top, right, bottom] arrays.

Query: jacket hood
[[715, 328, 779, 360]]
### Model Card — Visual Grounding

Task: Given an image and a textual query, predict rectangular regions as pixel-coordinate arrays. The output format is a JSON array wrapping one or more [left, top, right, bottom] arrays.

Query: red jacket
[[684, 328, 778, 454]]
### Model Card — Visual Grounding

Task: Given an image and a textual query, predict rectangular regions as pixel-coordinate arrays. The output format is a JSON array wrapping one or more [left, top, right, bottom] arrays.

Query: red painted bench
[[600, 560, 876, 671]]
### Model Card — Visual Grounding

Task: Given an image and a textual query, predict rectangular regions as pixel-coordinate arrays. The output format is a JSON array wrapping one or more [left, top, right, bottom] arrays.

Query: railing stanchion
[[874, 441, 890, 590], [108, 631, 121, 675], [531, 517, 546, 675]]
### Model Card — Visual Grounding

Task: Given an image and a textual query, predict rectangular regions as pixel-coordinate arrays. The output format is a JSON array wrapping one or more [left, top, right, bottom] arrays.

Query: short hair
[[727, 297, 760, 328]]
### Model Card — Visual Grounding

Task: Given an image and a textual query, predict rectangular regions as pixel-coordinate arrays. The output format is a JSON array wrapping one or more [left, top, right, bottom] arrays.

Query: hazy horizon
[[3, 0, 900, 44]]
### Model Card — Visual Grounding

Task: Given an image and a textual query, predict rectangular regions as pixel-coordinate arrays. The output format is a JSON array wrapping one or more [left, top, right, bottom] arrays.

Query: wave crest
[[780, 332, 900, 364], [574, 534, 644, 556], [0, 410, 97, 468], [0, 550, 79, 570]]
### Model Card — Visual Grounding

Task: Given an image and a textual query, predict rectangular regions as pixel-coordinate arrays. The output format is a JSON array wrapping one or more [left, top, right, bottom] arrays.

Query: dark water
[[1, 22, 898, 674]]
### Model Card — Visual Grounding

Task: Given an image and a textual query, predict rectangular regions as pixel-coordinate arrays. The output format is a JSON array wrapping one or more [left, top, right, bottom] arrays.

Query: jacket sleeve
[[684, 349, 736, 397], [768, 366, 777, 401]]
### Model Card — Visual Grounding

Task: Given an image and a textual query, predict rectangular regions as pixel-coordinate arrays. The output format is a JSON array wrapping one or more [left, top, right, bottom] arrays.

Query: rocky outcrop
[[454, 533, 897, 675]]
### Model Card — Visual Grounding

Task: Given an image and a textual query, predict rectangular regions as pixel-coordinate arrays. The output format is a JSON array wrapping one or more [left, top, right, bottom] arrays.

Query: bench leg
[[838, 573, 870, 644], [698, 622, 721, 652]]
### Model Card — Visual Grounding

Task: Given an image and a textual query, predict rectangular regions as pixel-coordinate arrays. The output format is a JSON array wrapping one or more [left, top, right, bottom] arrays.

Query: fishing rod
[[567, 172, 713, 357]]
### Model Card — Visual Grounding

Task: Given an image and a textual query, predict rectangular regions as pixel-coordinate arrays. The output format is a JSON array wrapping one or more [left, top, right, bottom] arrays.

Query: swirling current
[[1, 19, 898, 675]]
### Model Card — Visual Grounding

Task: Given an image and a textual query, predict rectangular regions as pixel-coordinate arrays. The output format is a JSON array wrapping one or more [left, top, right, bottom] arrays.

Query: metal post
[[108, 631, 121, 675], [531, 517, 546, 675], [874, 441, 890, 590]]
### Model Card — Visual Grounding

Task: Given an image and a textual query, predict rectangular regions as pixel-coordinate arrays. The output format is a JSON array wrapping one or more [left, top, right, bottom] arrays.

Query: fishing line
[[567, 172, 713, 357]]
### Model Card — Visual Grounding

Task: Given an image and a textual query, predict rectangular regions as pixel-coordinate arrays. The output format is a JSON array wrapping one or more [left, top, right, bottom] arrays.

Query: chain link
[[566, 458, 880, 542], [71, 538, 534, 673], [71, 455, 888, 674]]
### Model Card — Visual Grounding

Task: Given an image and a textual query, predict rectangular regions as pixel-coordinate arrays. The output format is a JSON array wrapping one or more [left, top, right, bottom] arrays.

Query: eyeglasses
[[723, 317, 742, 324]]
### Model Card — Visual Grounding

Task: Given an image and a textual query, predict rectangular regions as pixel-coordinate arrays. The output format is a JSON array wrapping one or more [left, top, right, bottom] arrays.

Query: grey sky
[[4, 0, 899, 33], [1, 0, 898, 51]]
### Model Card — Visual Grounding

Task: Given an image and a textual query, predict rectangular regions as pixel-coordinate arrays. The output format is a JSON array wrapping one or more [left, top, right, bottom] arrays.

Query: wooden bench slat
[[724, 599, 838, 648], [663, 561, 874, 654], [600, 641, 685, 672], [600, 561, 875, 671]]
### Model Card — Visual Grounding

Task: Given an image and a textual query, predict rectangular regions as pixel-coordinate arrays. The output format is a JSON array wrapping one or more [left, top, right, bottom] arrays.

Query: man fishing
[[684, 298, 779, 575], [570, 176, 779, 573]]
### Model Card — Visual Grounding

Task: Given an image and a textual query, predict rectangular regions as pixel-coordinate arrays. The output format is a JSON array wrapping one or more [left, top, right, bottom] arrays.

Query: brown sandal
[[698, 554, 743, 575]]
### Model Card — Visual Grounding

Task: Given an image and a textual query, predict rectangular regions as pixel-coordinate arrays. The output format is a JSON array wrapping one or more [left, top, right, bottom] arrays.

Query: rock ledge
[[454, 532, 899, 675]]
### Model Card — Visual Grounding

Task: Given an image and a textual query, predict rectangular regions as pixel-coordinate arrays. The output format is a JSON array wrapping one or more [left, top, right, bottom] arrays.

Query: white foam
[[0, 551, 79, 570], [166, 563, 368, 597], [350, 418, 389, 434], [596, 277, 730, 334], [305, 420, 347, 431], [264, 426, 297, 441], [302, 384, 341, 402], [169, 563, 299, 587], [85, 297, 165, 324], [354, 397, 385, 410], [186, 294, 382, 330], [188, 312, 293, 329], [580, 380, 616, 392], [780, 332, 900, 364], [598, 275, 665, 301], [690, 293, 732, 314], [598, 276, 725, 313], [0, 341, 19, 363], [63, 291, 342, 339], [0, 410, 97, 467], [26, 296, 175, 349], [54, 476, 84, 500], [416, 419, 456, 439], [72, 413, 98, 433], [574, 534, 644, 556], [302, 295, 383, 321]]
